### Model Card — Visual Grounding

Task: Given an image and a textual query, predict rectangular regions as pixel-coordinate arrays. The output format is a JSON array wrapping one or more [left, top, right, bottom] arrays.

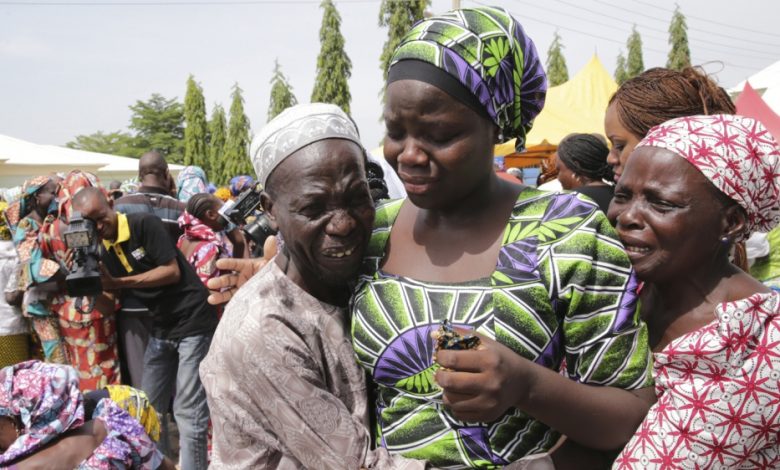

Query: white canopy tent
[[730, 60, 780, 115], [0, 134, 183, 188]]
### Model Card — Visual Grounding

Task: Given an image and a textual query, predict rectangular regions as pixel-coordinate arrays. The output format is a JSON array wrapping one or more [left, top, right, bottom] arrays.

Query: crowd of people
[[0, 5, 779, 470]]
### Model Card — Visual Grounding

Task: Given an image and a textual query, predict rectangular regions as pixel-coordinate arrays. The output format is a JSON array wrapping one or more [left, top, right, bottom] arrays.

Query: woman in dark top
[[555, 133, 614, 213]]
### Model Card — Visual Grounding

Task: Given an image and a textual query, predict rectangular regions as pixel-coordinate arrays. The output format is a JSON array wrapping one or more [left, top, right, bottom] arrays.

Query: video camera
[[63, 212, 103, 313], [218, 183, 278, 258]]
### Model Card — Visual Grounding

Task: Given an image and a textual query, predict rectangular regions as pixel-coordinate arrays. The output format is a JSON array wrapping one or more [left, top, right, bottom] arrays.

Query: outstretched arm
[[206, 235, 277, 305]]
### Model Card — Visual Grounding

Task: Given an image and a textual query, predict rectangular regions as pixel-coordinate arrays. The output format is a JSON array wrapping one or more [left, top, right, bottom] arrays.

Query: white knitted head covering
[[252, 103, 363, 187]]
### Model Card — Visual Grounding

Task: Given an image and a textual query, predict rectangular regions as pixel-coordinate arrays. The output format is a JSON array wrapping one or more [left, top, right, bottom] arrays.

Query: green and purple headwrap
[[388, 6, 547, 152]]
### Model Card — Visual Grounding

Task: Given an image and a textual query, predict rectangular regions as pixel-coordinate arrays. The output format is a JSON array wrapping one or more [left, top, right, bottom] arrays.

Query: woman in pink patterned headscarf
[[0, 360, 172, 469], [608, 114, 780, 469]]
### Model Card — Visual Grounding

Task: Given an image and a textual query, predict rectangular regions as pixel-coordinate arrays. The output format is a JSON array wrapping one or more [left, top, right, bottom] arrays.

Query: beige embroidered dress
[[200, 260, 424, 470]]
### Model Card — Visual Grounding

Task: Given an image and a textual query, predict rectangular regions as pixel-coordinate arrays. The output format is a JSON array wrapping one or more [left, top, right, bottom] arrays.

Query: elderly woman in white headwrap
[[198, 103, 424, 470]]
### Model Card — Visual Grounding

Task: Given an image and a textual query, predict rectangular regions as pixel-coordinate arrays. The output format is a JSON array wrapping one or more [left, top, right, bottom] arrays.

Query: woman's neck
[[643, 257, 745, 350], [418, 173, 517, 228]]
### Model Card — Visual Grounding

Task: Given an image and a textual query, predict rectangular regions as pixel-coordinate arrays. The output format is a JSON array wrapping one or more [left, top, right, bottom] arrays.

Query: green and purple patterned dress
[[350, 188, 653, 469]]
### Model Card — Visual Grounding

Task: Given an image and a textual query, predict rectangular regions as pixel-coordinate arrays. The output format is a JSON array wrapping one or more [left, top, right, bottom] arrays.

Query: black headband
[[387, 60, 492, 123]]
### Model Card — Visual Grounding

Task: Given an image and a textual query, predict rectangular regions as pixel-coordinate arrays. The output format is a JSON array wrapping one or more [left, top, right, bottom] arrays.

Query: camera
[[217, 183, 278, 258], [244, 213, 278, 258], [63, 212, 103, 312], [218, 183, 263, 226]]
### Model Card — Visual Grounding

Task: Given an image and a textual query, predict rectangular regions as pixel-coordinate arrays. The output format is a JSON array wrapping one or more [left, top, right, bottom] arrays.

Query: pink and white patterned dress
[[615, 292, 780, 469]]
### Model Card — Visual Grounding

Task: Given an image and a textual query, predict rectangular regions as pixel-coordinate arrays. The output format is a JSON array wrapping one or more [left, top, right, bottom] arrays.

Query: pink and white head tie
[[636, 114, 780, 238]]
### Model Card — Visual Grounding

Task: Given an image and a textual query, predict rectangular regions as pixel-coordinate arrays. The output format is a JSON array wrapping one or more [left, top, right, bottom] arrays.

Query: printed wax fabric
[[351, 189, 653, 468], [0, 202, 11, 242], [0, 360, 84, 465], [176, 166, 208, 203], [105, 384, 161, 443], [615, 292, 780, 469], [11, 216, 67, 364], [389, 6, 547, 151], [36, 171, 121, 391], [177, 211, 232, 287], [200, 261, 425, 470], [4, 176, 51, 230], [79, 398, 163, 469], [39, 217, 121, 392], [637, 114, 780, 239]]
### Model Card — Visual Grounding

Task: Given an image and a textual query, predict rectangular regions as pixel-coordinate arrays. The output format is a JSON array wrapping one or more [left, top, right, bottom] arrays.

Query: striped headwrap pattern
[[389, 6, 547, 151]]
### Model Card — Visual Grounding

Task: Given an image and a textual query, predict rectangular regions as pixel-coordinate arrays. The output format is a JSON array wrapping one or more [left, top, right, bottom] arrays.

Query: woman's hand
[[206, 236, 277, 305], [434, 330, 533, 423]]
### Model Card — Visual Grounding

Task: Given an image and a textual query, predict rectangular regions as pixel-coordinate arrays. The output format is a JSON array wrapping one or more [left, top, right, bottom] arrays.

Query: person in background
[[536, 153, 562, 190], [73, 187, 216, 470], [107, 180, 123, 201], [0, 360, 174, 469], [200, 103, 424, 470], [39, 171, 121, 392], [213, 187, 231, 202], [605, 66, 736, 182], [555, 133, 614, 213], [5, 176, 68, 365], [0, 202, 29, 368], [352, 6, 653, 467], [177, 193, 233, 300], [228, 175, 254, 199], [176, 166, 208, 203], [610, 115, 780, 468], [113, 151, 185, 388]]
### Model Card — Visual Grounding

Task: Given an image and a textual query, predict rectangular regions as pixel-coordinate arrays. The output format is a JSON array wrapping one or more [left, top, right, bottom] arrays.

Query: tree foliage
[[666, 6, 691, 71], [311, 0, 352, 114], [224, 84, 253, 179], [268, 59, 298, 121], [65, 130, 139, 157], [209, 104, 227, 184], [545, 32, 569, 87], [378, 0, 428, 82], [615, 50, 629, 85], [183, 75, 209, 172], [626, 26, 644, 80], [128, 93, 185, 163]]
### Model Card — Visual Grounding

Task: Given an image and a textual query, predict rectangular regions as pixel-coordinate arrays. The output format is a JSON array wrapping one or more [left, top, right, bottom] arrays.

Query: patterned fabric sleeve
[[614, 293, 780, 469], [206, 310, 423, 469], [508, 193, 652, 389], [12, 218, 59, 289], [191, 242, 220, 286], [546, 193, 653, 388], [79, 398, 162, 470]]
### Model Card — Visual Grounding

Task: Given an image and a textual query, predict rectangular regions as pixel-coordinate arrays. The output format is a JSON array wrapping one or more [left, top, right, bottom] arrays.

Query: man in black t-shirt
[[72, 187, 215, 470], [114, 151, 186, 389]]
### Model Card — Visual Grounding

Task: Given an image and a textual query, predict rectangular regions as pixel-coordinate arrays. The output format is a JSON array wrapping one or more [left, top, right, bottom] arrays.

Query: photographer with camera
[[72, 186, 216, 470], [38, 171, 122, 392]]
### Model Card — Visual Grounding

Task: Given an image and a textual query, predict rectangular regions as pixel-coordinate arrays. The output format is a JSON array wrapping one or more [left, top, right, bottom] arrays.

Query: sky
[[1, 0, 779, 151]]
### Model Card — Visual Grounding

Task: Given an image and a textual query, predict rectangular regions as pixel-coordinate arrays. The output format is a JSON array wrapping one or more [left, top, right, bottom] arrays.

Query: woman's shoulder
[[502, 187, 605, 243], [373, 198, 405, 231]]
